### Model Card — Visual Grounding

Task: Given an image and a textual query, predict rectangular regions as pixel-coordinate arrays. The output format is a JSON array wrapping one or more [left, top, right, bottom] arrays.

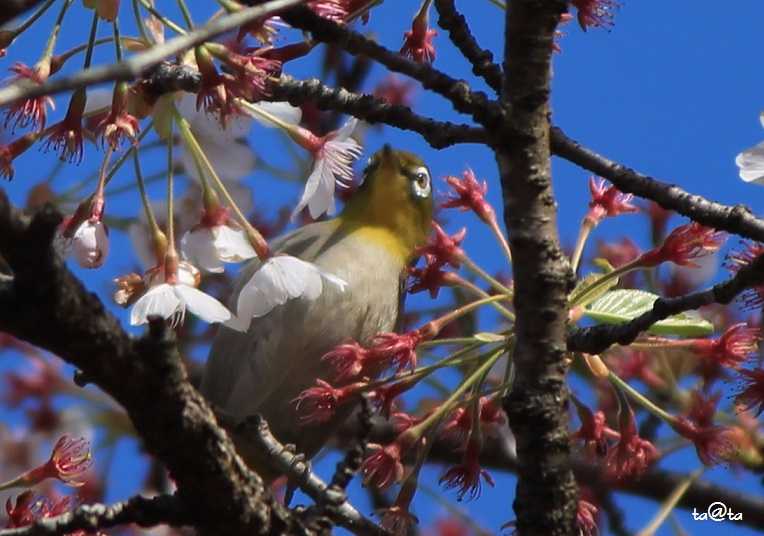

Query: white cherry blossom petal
[[213, 225, 257, 262], [736, 141, 764, 184], [181, 228, 224, 273], [72, 220, 109, 269], [173, 285, 231, 324], [130, 284, 181, 326]]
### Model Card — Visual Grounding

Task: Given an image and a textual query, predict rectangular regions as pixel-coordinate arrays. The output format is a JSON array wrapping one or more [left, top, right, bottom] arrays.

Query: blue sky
[[2, 1, 764, 535]]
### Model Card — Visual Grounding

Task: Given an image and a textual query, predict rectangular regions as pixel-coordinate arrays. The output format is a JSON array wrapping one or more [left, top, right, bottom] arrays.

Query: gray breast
[[201, 225, 404, 455]]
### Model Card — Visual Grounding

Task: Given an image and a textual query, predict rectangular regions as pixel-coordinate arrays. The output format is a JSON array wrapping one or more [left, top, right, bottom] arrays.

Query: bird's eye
[[410, 166, 431, 199]]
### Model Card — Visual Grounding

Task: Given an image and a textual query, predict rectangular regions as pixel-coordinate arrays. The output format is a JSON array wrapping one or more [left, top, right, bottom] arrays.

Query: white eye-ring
[[411, 166, 431, 199]]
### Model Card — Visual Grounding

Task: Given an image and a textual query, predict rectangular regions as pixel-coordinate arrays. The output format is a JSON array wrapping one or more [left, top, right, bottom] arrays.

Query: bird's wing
[[199, 220, 342, 414]]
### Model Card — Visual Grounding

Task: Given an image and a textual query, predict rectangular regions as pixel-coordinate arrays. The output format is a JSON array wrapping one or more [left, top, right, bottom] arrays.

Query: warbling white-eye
[[201, 145, 434, 479]]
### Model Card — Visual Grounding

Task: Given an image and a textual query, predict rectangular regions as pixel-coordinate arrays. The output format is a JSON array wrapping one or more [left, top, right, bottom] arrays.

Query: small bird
[[201, 145, 433, 478]]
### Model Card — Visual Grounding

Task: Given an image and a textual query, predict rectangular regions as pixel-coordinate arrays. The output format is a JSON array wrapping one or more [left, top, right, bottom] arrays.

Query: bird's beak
[[378, 144, 394, 169]]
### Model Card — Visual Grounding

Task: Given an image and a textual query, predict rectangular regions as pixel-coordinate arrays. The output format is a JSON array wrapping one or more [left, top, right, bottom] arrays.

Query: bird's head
[[340, 145, 433, 261]]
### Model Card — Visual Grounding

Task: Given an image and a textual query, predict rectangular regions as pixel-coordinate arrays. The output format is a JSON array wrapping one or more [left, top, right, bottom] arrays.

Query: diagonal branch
[[278, 5, 503, 128], [567, 252, 764, 354], [0, 495, 188, 536], [433, 0, 503, 93], [0, 0, 303, 107], [270, 76, 489, 148], [138, 63, 488, 148], [551, 127, 764, 242], [241, 415, 386, 536], [496, 1, 578, 534]]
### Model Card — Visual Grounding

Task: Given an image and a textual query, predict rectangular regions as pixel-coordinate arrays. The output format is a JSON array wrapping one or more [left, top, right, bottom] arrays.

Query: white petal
[[212, 226, 257, 262], [206, 140, 256, 182], [273, 256, 322, 299], [130, 284, 180, 325], [736, 141, 764, 184], [308, 158, 337, 218], [84, 89, 113, 114], [291, 158, 326, 220], [759, 111, 764, 129], [320, 271, 348, 292], [254, 101, 302, 127], [181, 228, 224, 273], [174, 285, 231, 324], [72, 220, 109, 268], [332, 117, 359, 141]]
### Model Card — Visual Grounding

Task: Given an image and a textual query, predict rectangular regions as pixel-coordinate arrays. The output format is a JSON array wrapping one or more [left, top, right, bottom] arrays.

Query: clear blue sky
[[2, 1, 764, 535]]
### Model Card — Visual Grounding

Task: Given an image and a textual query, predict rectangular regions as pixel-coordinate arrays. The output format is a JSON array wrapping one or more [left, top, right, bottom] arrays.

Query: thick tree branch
[[0, 494, 188, 536], [568, 252, 764, 354], [278, 5, 503, 128], [433, 0, 503, 94], [496, 1, 577, 534], [138, 63, 488, 148], [270, 76, 488, 147], [0, 0, 46, 27], [551, 127, 764, 242], [0, 193, 304, 536], [0, 0, 303, 107]]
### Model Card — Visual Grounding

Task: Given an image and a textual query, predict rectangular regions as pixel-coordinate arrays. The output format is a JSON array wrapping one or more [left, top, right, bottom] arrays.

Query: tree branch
[[0, 0, 303, 107], [550, 127, 764, 242], [567, 252, 764, 354], [240, 415, 386, 536], [0, 193, 304, 536], [0, 495, 188, 536], [496, 1, 578, 534], [270, 76, 489, 148], [433, 0, 503, 94], [278, 5, 503, 128], [0, 0, 46, 27]]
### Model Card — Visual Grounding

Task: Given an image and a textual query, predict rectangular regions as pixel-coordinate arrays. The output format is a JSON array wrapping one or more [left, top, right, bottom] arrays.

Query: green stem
[[177, 0, 195, 28], [112, 19, 123, 61], [454, 275, 515, 321], [608, 371, 675, 423], [486, 0, 506, 9], [487, 217, 512, 266], [461, 254, 511, 294], [83, 13, 100, 69], [408, 348, 504, 439], [11, 0, 57, 37], [40, 0, 73, 61], [635, 468, 704, 536], [132, 0, 151, 44], [173, 108, 268, 255], [137, 0, 187, 35], [133, 149, 161, 237], [570, 218, 595, 274], [166, 126, 175, 247]]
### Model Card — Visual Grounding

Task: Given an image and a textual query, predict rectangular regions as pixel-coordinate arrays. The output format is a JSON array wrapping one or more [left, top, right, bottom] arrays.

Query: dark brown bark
[[495, 1, 578, 534]]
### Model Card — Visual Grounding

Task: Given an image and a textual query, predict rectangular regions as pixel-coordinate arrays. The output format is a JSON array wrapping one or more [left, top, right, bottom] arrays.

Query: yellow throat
[[338, 146, 433, 263]]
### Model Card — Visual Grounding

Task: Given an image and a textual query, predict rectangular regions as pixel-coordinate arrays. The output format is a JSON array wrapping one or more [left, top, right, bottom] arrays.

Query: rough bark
[[496, 1, 578, 534]]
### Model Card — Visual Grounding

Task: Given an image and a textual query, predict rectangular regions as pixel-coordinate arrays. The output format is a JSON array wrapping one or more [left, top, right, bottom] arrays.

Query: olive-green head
[[340, 145, 433, 260]]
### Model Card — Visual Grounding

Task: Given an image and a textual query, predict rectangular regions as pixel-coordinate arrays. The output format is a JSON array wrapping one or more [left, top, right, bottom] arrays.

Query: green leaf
[[584, 289, 714, 337]]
